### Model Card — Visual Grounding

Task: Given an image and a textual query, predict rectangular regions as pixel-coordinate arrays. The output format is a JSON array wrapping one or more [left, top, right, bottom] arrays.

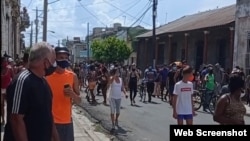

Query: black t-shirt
[[4, 70, 54, 141], [168, 70, 176, 86]]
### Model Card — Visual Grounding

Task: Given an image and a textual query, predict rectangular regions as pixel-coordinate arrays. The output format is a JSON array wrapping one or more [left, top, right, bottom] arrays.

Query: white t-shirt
[[109, 77, 122, 99], [173, 81, 194, 115]]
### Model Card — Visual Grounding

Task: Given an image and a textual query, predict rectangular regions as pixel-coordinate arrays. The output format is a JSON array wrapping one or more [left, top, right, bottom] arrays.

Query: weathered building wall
[[1, 0, 14, 56], [233, 0, 250, 74], [137, 25, 234, 71]]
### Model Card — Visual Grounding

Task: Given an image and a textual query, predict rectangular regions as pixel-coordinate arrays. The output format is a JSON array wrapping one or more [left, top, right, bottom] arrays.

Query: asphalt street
[[79, 92, 250, 141]]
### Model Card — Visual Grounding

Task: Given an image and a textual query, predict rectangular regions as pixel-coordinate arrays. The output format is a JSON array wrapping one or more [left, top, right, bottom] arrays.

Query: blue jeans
[[203, 89, 213, 110]]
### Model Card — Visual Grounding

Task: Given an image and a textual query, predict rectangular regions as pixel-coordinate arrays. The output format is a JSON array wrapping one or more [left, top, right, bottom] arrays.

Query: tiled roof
[[137, 4, 235, 38]]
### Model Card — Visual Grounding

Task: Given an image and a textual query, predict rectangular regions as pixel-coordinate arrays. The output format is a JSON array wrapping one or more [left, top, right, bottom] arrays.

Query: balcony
[[20, 7, 30, 31]]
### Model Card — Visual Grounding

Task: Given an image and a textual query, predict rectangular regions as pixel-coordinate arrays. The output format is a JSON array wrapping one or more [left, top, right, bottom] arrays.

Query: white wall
[[233, 0, 250, 73]]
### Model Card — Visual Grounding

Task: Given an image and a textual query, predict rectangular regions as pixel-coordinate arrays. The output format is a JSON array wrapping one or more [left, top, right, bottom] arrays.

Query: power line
[[77, 1, 107, 26], [27, 0, 33, 8], [137, 1, 152, 25], [115, 4, 152, 37], [47, 1, 107, 11], [103, 0, 151, 26], [134, 0, 151, 19], [111, 0, 142, 22]]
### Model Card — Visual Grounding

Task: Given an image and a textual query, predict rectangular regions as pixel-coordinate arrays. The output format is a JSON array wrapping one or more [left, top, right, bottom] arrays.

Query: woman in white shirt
[[108, 68, 128, 130]]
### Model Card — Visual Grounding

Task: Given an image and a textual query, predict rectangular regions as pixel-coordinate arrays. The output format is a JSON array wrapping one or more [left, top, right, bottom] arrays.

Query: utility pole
[[87, 23, 90, 62], [58, 40, 60, 47], [30, 22, 33, 48], [43, 0, 48, 41], [152, 0, 158, 67], [35, 7, 39, 43]]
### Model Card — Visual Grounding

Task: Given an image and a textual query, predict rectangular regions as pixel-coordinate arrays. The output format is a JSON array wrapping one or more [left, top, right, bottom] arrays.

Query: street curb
[[72, 106, 103, 141], [76, 103, 121, 141]]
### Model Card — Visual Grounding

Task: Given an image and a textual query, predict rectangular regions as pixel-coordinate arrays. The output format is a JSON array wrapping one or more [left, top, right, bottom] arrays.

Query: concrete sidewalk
[[72, 106, 110, 141], [1, 107, 110, 141]]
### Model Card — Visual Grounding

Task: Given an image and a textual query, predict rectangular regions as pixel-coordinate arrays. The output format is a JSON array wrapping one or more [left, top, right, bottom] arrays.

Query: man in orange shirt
[[46, 47, 81, 141]]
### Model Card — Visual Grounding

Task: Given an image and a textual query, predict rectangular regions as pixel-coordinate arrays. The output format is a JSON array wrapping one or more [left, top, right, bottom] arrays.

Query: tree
[[91, 36, 132, 63]]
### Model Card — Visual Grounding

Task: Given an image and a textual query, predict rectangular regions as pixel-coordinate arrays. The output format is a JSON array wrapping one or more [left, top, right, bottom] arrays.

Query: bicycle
[[193, 88, 219, 114]]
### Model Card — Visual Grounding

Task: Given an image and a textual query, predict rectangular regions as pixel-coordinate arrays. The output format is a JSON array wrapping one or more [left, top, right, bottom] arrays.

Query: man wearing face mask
[[167, 63, 177, 105], [203, 67, 216, 112], [4, 42, 60, 141], [46, 47, 81, 141]]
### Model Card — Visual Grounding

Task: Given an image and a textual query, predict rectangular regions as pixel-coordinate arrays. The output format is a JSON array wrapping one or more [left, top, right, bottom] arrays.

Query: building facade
[[66, 37, 87, 63], [1, 0, 30, 59], [136, 5, 237, 72], [88, 23, 149, 65], [233, 0, 250, 74]]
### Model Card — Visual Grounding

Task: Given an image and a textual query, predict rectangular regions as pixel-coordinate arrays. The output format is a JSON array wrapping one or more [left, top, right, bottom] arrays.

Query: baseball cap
[[55, 47, 69, 55]]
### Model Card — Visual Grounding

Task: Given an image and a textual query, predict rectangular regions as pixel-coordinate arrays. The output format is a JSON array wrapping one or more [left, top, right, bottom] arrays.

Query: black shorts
[[147, 82, 155, 94], [55, 122, 74, 141], [169, 85, 175, 95]]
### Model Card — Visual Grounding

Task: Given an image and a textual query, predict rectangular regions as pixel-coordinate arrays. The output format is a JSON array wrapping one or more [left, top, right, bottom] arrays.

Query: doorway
[[195, 40, 204, 69], [217, 39, 226, 68], [171, 42, 177, 62], [157, 43, 165, 65]]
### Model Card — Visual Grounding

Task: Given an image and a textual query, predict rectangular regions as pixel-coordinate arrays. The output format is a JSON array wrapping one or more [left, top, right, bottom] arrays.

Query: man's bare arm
[[10, 114, 28, 141]]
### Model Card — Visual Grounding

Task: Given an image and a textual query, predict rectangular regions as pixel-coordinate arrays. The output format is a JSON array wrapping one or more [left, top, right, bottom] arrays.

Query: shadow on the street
[[196, 110, 212, 115], [149, 101, 161, 104], [132, 104, 142, 108]]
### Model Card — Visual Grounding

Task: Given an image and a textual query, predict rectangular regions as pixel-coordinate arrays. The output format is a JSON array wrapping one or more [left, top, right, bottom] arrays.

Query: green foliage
[[91, 37, 132, 63]]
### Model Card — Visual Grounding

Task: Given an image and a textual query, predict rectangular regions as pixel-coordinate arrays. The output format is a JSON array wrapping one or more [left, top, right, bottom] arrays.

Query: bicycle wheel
[[193, 90, 202, 111], [208, 95, 217, 114]]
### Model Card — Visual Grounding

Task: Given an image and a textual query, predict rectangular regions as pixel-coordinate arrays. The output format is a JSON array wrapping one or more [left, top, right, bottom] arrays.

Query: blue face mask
[[56, 60, 69, 69]]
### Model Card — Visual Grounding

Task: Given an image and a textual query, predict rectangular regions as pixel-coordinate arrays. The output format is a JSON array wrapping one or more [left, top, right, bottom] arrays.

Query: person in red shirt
[[1, 57, 14, 126]]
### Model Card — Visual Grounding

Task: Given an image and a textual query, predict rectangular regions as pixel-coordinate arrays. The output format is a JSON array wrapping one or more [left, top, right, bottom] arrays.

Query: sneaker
[[133, 100, 136, 104]]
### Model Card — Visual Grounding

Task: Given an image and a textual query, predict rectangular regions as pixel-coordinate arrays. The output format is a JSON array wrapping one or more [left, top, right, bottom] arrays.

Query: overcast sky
[[21, 0, 236, 46]]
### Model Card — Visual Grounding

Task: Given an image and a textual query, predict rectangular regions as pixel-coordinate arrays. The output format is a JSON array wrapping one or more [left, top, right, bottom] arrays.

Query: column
[[184, 33, 189, 61], [168, 34, 173, 63], [145, 38, 148, 66], [203, 31, 209, 64], [156, 36, 160, 64], [229, 27, 234, 69]]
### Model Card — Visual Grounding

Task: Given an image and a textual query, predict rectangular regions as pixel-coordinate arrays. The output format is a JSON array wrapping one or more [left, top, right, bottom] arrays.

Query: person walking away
[[203, 67, 216, 112], [167, 63, 177, 105], [145, 66, 156, 102], [3, 42, 60, 141], [108, 69, 128, 130], [121, 66, 129, 91], [129, 68, 139, 105], [1, 57, 14, 127], [46, 47, 81, 141], [213, 74, 246, 124], [214, 63, 223, 93], [160, 65, 169, 101], [87, 65, 98, 104], [153, 67, 161, 98], [100, 66, 109, 105], [172, 66, 195, 125]]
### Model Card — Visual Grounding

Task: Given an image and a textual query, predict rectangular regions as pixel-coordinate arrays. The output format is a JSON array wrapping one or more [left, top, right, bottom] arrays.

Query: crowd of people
[[1, 42, 249, 141]]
